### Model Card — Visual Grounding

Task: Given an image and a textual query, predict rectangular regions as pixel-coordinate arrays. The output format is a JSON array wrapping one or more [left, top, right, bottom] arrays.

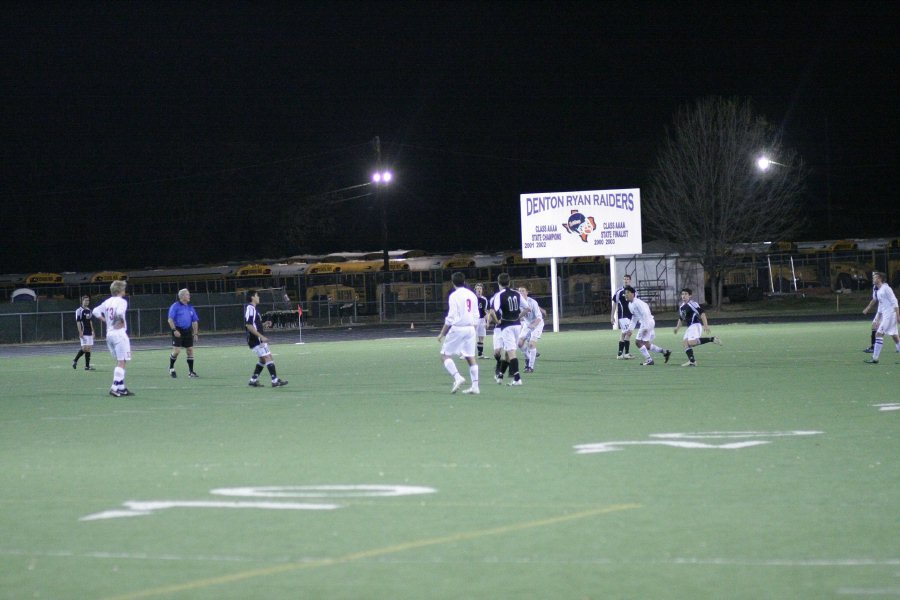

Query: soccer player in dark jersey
[[244, 290, 288, 387], [673, 288, 721, 367], [474, 283, 489, 358], [489, 273, 524, 385], [610, 274, 635, 359], [73, 295, 97, 370]]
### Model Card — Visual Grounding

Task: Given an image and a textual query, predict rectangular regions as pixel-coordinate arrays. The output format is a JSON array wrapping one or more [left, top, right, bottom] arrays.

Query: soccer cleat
[[109, 388, 123, 397], [72, 360, 77, 370], [188, 372, 199, 378], [119, 388, 135, 396], [524, 367, 534, 373], [494, 374, 503, 384], [621, 353, 634, 360], [864, 359, 879, 364], [271, 379, 288, 387], [451, 376, 465, 394], [863, 346, 874, 353], [663, 350, 672, 364], [84, 366, 96, 371], [169, 369, 177, 378], [713, 336, 722, 345], [462, 387, 480, 395], [616, 354, 624, 360], [640, 359, 655, 366], [507, 379, 523, 386], [681, 361, 697, 367], [248, 379, 261, 387]]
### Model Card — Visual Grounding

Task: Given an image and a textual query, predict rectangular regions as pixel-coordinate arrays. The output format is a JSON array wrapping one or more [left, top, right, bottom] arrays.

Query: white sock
[[468, 364, 479, 389], [639, 346, 651, 359], [113, 366, 125, 390], [444, 358, 460, 379]]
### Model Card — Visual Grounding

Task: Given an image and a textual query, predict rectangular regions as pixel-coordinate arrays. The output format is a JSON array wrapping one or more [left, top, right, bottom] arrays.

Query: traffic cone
[[410, 322, 415, 330]]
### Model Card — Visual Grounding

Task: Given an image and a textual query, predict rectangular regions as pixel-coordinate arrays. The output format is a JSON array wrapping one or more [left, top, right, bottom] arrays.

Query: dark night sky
[[1, 1, 898, 273]]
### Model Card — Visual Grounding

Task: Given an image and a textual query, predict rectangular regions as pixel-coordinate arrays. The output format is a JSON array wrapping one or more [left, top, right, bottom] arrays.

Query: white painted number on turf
[[80, 485, 437, 521], [574, 430, 823, 455]]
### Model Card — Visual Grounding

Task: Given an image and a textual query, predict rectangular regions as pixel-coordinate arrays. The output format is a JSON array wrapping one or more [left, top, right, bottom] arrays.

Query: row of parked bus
[[5, 238, 900, 309]]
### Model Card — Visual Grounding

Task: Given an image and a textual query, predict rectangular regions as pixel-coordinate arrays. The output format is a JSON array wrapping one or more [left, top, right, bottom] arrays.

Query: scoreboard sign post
[[520, 188, 642, 332]]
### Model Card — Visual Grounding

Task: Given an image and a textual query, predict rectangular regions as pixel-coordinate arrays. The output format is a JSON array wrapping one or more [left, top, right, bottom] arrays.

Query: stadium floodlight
[[755, 155, 785, 171], [372, 170, 393, 184]]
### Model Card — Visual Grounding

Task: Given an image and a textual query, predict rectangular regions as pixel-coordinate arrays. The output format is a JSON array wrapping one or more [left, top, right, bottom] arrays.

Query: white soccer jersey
[[520, 297, 543, 326], [445, 286, 478, 328], [93, 296, 128, 331], [875, 284, 898, 317], [628, 297, 654, 329]]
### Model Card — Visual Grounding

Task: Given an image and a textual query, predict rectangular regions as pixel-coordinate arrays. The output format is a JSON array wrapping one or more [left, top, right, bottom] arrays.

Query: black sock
[[266, 362, 278, 380], [686, 348, 695, 362], [477, 342, 484, 357], [871, 330, 877, 346], [699, 337, 714, 345], [624, 340, 631, 354], [169, 354, 177, 369], [74, 350, 84, 363], [187, 358, 194, 373], [495, 354, 501, 371], [510, 358, 520, 381], [618, 341, 624, 355], [84, 352, 91, 368], [253, 363, 264, 378], [499, 360, 509, 376]]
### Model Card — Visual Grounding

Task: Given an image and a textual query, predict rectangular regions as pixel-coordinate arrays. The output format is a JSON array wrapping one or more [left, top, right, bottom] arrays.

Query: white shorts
[[617, 317, 632, 332], [876, 311, 898, 337], [251, 343, 272, 359], [632, 319, 656, 342], [105, 329, 131, 361], [500, 324, 522, 352], [492, 326, 502, 353], [475, 318, 486, 338], [519, 321, 544, 344], [80, 335, 94, 347], [441, 326, 476, 358], [682, 323, 703, 341]]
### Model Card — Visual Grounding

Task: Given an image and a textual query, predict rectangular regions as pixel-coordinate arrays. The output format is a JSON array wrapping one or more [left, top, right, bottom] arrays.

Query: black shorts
[[171, 327, 194, 348]]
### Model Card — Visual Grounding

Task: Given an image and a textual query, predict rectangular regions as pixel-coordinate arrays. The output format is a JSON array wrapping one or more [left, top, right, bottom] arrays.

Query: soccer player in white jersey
[[92, 280, 134, 396], [438, 272, 480, 394], [673, 287, 721, 367], [517, 286, 546, 373], [623, 286, 672, 366], [862, 278, 881, 353], [864, 272, 900, 364]]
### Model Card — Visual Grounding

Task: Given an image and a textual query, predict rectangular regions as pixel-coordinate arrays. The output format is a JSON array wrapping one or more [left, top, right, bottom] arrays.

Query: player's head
[[517, 286, 528, 298], [177, 288, 191, 302], [110, 280, 127, 296], [81, 295, 90, 306], [497, 273, 510, 288], [873, 272, 886, 286], [623, 274, 632, 283], [247, 289, 259, 304], [451, 271, 466, 288], [623, 285, 636, 300], [680, 287, 693, 301], [474, 283, 483, 295]]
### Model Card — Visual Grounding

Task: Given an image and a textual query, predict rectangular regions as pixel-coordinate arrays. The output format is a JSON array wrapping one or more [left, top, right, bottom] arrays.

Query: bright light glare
[[756, 156, 772, 171], [372, 170, 393, 184]]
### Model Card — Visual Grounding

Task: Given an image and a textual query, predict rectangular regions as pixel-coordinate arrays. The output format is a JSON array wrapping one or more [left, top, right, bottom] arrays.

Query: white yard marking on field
[[575, 430, 823, 454], [80, 484, 437, 521], [874, 403, 900, 412]]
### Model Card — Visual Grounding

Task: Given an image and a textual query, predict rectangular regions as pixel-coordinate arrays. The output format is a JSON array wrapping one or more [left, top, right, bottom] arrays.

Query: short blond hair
[[178, 288, 190, 301], [110, 280, 127, 295]]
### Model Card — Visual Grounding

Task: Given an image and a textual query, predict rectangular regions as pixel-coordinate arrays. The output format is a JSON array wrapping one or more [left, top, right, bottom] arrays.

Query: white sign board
[[520, 188, 642, 258]]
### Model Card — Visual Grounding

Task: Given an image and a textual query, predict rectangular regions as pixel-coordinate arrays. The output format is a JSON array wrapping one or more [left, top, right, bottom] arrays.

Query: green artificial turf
[[0, 322, 897, 599]]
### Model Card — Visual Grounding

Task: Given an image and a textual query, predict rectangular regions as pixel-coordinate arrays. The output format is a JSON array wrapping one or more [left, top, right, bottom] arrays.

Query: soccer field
[[0, 322, 897, 599]]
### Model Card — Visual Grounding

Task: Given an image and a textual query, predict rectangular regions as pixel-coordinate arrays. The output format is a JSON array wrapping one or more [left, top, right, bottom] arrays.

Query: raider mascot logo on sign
[[562, 210, 596, 242]]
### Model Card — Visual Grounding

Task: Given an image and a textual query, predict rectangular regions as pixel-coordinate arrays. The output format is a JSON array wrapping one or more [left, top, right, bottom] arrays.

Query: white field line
[[3, 548, 898, 568]]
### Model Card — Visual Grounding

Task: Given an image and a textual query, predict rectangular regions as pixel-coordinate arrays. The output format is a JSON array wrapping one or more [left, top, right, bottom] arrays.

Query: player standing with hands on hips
[[167, 288, 200, 378], [93, 280, 134, 397]]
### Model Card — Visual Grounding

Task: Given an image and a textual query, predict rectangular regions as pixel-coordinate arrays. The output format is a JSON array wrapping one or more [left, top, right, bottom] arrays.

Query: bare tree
[[645, 97, 808, 307]]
